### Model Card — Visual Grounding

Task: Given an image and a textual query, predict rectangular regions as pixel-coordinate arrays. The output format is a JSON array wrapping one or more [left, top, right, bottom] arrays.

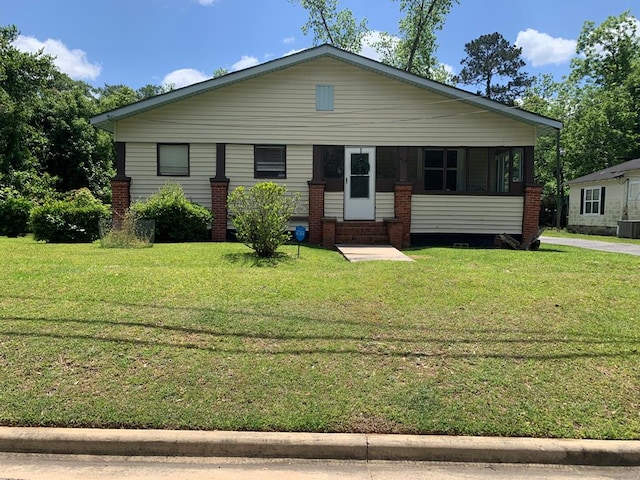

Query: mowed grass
[[0, 236, 639, 439]]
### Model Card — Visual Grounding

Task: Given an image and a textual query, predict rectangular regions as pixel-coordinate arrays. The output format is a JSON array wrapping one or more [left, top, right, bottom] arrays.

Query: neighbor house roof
[[91, 44, 562, 134], [567, 158, 640, 185]]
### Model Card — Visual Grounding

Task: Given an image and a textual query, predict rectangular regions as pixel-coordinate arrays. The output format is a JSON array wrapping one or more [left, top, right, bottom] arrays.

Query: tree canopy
[[292, 0, 368, 52]]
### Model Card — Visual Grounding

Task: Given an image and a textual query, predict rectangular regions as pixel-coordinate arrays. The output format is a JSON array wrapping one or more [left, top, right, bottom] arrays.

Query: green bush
[[30, 188, 109, 243], [129, 183, 212, 242], [0, 189, 32, 237], [228, 182, 301, 258]]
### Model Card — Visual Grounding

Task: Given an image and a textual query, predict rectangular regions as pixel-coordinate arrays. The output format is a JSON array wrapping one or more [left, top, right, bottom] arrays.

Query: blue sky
[[4, 0, 638, 89]]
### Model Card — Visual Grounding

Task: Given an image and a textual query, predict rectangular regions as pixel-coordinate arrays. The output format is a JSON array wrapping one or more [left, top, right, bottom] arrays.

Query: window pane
[[321, 146, 344, 179], [592, 202, 599, 214], [585, 190, 592, 201], [425, 150, 444, 168], [350, 176, 369, 198], [586, 203, 592, 214], [592, 189, 599, 201], [407, 148, 419, 180], [255, 145, 286, 178], [425, 172, 444, 190], [351, 153, 370, 175], [159, 144, 188, 176], [512, 148, 523, 182], [446, 150, 458, 168], [376, 147, 396, 179], [446, 170, 457, 191], [494, 150, 509, 192]]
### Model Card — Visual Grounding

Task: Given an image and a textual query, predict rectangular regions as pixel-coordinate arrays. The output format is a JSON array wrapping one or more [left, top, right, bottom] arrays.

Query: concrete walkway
[[336, 245, 414, 262], [1, 427, 639, 466], [540, 236, 640, 256]]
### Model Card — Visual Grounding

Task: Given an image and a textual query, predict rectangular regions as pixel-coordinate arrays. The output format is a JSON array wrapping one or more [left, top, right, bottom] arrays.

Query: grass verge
[[0, 237, 639, 439]]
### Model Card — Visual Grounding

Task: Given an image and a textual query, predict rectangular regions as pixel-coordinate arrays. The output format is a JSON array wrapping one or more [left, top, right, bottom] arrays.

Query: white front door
[[344, 146, 376, 220]]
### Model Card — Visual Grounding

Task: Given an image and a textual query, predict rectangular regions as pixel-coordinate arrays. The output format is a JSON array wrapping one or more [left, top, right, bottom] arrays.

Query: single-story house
[[91, 44, 561, 248], [567, 158, 640, 238]]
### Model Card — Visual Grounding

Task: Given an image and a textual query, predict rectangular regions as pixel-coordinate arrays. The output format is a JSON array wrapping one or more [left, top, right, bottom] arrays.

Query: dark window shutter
[[580, 188, 584, 214], [600, 186, 606, 215]]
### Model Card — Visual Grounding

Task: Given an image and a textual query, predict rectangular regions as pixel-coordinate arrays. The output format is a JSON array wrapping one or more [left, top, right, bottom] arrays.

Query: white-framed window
[[581, 186, 604, 215], [157, 143, 189, 176], [254, 145, 286, 179]]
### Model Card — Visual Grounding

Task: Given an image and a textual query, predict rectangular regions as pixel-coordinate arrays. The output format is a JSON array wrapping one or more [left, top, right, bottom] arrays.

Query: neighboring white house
[[567, 158, 640, 237], [91, 44, 561, 248]]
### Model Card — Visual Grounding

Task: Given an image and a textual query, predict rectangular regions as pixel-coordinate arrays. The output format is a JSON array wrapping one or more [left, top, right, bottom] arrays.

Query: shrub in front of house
[[128, 183, 212, 242], [227, 181, 300, 258], [30, 188, 109, 243], [0, 189, 32, 237]]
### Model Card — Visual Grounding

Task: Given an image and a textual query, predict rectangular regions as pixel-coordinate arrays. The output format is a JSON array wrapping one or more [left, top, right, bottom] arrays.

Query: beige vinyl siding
[[116, 57, 536, 147], [375, 193, 395, 221], [126, 142, 215, 209], [325, 192, 344, 220], [411, 196, 523, 234]]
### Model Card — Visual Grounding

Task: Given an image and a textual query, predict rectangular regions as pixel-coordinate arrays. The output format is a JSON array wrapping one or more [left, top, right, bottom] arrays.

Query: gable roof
[[567, 158, 640, 185], [91, 44, 562, 134]]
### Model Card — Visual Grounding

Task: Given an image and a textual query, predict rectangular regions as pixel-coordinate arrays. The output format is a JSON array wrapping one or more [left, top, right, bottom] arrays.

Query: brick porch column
[[322, 217, 336, 249], [111, 177, 131, 229], [210, 179, 230, 242], [523, 185, 543, 243], [394, 182, 413, 248], [308, 181, 325, 245]]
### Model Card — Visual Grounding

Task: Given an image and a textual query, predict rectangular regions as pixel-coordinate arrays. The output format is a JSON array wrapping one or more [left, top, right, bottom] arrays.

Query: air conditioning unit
[[617, 220, 640, 239]]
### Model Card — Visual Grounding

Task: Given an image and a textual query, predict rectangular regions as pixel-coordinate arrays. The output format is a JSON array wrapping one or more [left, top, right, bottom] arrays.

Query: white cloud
[[13, 35, 101, 80], [515, 28, 577, 67], [231, 55, 259, 71], [359, 30, 391, 61], [194, 0, 216, 5], [283, 37, 295, 45], [162, 68, 209, 88]]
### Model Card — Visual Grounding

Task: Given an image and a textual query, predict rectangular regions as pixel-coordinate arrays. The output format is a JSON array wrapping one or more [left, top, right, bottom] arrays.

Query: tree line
[[1, 4, 639, 218]]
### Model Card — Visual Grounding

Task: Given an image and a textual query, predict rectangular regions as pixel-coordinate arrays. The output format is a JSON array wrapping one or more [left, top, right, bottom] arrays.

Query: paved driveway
[[540, 236, 640, 256]]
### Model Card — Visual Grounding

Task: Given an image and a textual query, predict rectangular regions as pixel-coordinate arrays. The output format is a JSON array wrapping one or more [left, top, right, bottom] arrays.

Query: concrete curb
[[1, 427, 640, 466]]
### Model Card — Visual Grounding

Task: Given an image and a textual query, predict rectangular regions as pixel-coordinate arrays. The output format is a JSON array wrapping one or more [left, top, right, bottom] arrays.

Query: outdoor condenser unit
[[617, 220, 640, 239]]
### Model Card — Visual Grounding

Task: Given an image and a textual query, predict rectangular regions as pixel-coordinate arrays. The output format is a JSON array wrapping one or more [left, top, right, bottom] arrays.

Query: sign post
[[295, 226, 305, 258]]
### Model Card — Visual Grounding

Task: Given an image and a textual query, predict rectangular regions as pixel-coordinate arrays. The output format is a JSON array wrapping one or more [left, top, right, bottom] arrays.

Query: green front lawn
[[1, 237, 639, 439]]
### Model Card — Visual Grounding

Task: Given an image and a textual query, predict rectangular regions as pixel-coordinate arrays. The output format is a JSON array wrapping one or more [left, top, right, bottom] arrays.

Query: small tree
[[227, 182, 300, 258]]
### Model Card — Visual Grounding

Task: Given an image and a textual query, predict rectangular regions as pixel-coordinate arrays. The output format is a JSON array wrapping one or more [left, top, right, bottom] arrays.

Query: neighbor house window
[[255, 145, 286, 179], [158, 144, 189, 176], [581, 186, 605, 215]]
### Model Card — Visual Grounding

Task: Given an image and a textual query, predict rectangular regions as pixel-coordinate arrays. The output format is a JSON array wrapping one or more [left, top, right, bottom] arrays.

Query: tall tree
[[292, 0, 368, 53], [0, 25, 116, 199], [456, 32, 532, 105], [571, 11, 639, 88], [376, 0, 458, 78], [0, 25, 55, 176]]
